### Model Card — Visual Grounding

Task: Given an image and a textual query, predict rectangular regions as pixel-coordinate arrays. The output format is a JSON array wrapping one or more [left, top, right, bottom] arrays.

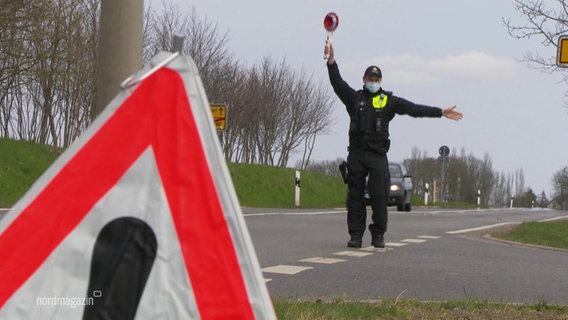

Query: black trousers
[[346, 150, 390, 238]]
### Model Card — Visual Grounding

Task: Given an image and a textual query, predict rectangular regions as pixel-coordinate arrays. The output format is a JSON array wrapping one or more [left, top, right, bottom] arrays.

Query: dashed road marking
[[262, 235, 442, 279], [333, 250, 374, 257], [401, 238, 427, 244], [360, 246, 392, 252], [299, 257, 346, 264], [262, 265, 314, 275], [385, 242, 408, 247], [418, 235, 441, 239]]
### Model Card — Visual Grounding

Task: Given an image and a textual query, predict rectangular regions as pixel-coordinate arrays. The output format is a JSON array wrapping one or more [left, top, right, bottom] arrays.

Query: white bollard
[[424, 182, 429, 206], [295, 171, 301, 207]]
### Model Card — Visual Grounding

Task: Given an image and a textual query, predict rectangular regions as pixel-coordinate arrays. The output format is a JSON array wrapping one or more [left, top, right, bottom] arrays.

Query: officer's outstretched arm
[[442, 105, 463, 121]]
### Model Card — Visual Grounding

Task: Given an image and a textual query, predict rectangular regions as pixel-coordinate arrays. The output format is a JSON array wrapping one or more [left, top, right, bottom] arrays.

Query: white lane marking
[[539, 215, 568, 222], [446, 222, 519, 234], [401, 238, 427, 244], [262, 265, 314, 275], [333, 251, 373, 257], [386, 242, 408, 247], [299, 257, 346, 264], [245, 210, 344, 217], [264, 278, 272, 283], [418, 235, 441, 239], [361, 246, 392, 252]]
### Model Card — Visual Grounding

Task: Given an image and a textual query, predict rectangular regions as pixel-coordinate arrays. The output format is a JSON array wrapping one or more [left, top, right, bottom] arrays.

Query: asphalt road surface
[[2, 207, 566, 304], [243, 207, 568, 304]]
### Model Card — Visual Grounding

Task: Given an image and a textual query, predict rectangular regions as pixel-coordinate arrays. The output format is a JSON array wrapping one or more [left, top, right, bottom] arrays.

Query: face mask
[[364, 82, 381, 93]]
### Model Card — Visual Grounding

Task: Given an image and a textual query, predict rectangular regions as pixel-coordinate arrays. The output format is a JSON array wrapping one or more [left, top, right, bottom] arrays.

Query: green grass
[[0, 138, 60, 207], [493, 220, 568, 249], [272, 297, 568, 319], [0, 138, 347, 209], [228, 162, 346, 208], [273, 298, 407, 320]]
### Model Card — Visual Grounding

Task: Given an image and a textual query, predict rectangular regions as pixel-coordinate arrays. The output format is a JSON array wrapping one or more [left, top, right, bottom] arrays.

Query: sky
[[155, 0, 568, 195]]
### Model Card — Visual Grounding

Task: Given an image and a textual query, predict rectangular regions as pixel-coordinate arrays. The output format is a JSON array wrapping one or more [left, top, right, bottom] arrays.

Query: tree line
[[403, 147, 534, 208], [0, 1, 333, 169], [305, 147, 568, 209]]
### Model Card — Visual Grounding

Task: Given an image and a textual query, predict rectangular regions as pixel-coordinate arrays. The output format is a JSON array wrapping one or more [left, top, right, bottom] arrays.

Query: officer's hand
[[442, 105, 463, 121], [324, 42, 335, 64]]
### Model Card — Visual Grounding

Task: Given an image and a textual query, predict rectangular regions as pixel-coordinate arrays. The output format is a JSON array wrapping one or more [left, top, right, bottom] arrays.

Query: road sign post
[[438, 145, 450, 202]]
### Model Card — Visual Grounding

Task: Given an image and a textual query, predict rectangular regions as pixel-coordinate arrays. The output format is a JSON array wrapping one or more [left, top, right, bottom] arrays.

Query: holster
[[339, 161, 348, 184]]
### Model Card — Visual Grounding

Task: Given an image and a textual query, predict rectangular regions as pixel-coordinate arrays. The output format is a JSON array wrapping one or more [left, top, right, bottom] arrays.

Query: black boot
[[371, 233, 385, 248], [347, 236, 362, 248]]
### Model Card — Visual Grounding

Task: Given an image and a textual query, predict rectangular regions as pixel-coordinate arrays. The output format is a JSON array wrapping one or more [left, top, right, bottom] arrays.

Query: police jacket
[[327, 61, 443, 155]]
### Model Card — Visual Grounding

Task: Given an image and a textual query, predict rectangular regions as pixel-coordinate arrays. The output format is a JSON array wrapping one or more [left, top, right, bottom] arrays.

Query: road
[[2, 206, 566, 304], [243, 207, 568, 304]]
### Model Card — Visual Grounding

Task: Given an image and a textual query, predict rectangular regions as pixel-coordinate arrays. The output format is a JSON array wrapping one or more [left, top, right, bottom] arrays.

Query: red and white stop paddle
[[323, 12, 339, 60]]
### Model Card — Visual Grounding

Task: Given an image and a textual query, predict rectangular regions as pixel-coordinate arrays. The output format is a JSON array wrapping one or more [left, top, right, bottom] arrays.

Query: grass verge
[[0, 138, 60, 207], [492, 220, 568, 250], [228, 162, 346, 208], [272, 297, 568, 320]]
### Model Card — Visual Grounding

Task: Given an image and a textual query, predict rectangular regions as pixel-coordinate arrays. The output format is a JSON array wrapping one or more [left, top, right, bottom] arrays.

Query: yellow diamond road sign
[[210, 104, 227, 131], [557, 36, 568, 67]]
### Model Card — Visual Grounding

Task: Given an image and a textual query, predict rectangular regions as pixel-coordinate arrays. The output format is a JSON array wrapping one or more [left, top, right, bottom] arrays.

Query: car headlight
[[390, 184, 400, 192]]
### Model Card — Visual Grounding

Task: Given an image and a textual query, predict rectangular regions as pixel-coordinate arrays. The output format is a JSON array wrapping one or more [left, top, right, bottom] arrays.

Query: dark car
[[387, 162, 413, 211], [364, 162, 413, 212]]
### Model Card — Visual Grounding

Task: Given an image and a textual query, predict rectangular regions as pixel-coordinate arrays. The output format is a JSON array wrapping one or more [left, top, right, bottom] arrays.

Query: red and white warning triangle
[[0, 52, 276, 319]]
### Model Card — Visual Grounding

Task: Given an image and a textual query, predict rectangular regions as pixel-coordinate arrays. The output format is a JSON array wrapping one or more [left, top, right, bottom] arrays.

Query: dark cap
[[364, 65, 382, 78]]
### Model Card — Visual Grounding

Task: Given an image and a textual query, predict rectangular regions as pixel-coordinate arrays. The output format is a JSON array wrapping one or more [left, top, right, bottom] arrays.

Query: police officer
[[324, 43, 462, 248]]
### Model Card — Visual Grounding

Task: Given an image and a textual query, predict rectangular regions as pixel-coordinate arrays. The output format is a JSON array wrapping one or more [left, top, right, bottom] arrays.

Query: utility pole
[[94, 0, 144, 119]]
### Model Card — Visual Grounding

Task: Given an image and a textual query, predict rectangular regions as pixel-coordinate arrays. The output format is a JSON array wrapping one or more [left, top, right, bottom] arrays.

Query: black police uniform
[[327, 61, 443, 247]]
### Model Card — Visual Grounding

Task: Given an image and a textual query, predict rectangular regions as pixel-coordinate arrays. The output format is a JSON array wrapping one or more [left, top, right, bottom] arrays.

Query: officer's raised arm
[[325, 42, 335, 65], [325, 43, 356, 107]]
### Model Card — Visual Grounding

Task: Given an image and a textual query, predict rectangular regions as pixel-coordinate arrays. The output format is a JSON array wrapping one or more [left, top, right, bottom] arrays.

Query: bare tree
[[2, 1, 335, 168], [301, 157, 344, 178], [404, 147, 510, 206], [504, 1, 568, 87], [0, 0, 96, 147], [143, 2, 232, 88]]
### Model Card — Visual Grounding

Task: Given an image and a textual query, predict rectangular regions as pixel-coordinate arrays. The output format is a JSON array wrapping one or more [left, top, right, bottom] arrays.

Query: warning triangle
[[0, 52, 275, 319]]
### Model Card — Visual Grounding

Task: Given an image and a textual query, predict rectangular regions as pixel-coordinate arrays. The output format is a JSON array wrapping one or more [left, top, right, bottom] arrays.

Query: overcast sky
[[157, 0, 568, 195]]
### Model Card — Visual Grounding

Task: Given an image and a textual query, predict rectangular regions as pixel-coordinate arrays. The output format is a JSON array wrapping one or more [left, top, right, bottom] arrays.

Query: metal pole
[[433, 180, 437, 204], [441, 156, 445, 202], [94, 0, 144, 118], [171, 36, 185, 53]]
